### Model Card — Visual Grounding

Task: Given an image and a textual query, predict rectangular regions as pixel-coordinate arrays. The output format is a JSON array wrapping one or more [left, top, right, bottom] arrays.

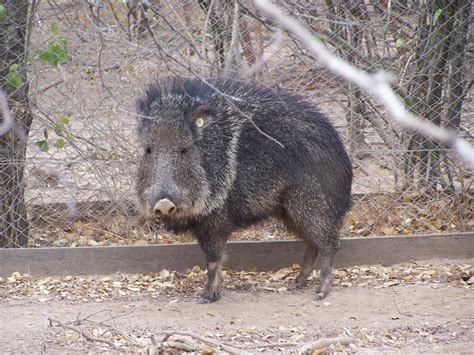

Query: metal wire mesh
[[0, 0, 472, 248]]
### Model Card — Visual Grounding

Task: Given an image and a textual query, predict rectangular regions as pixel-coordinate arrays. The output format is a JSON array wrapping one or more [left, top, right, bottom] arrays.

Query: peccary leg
[[284, 191, 340, 301], [315, 249, 335, 301], [295, 241, 319, 288], [196, 234, 228, 304], [200, 260, 223, 304]]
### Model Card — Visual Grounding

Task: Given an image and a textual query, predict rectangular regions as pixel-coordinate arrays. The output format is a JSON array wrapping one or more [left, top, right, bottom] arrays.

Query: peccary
[[136, 77, 352, 303]]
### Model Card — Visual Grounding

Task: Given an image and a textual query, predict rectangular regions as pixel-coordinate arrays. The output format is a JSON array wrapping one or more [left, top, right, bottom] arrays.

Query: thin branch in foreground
[[0, 89, 13, 136], [0, 88, 28, 143], [254, 0, 474, 167]]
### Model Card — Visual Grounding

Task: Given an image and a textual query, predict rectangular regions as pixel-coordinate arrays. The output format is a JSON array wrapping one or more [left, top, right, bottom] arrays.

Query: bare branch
[[158, 330, 250, 354], [152, 331, 352, 354], [244, 336, 354, 352], [47, 316, 117, 349]]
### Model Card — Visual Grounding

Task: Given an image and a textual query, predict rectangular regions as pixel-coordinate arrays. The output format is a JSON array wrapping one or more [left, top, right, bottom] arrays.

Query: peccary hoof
[[197, 293, 220, 304], [288, 279, 306, 290], [315, 292, 326, 301], [296, 277, 309, 289], [197, 297, 211, 304]]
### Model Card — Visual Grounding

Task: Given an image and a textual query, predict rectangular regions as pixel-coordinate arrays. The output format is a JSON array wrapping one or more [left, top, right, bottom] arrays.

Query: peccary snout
[[153, 198, 176, 216]]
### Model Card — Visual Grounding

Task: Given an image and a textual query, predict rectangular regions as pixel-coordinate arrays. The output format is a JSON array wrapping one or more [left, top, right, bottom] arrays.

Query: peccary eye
[[195, 117, 205, 128], [145, 147, 152, 154], [180, 148, 188, 156]]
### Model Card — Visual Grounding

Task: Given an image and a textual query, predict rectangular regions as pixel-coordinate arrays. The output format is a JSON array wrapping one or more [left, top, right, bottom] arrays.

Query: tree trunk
[[198, 0, 226, 72], [404, 0, 471, 192], [445, 0, 472, 131], [442, 0, 472, 191], [0, 0, 32, 248]]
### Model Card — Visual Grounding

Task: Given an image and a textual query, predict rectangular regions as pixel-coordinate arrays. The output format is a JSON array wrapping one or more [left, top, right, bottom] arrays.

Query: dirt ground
[[1, 257, 473, 354]]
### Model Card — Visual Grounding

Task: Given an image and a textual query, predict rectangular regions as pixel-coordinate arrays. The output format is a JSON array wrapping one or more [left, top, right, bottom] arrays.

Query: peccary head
[[135, 78, 241, 221]]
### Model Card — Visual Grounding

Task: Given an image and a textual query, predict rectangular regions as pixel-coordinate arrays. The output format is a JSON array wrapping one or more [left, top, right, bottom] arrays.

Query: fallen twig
[[159, 331, 248, 354], [47, 316, 117, 349], [150, 331, 353, 354], [244, 336, 354, 353], [150, 334, 200, 353], [393, 299, 413, 317], [297, 336, 354, 354], [74, 309, 109, 326]]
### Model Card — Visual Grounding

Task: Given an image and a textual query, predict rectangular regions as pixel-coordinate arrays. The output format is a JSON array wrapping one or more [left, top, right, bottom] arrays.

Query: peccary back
[[136, 77, 352, 303]]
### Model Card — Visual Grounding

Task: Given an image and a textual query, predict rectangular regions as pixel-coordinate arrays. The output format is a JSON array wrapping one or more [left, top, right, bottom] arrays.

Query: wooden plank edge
[[0, 232, 472, 278]]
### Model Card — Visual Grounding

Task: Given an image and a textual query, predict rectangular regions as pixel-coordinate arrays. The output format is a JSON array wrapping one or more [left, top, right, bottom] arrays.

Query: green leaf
[[0, 5, 7, 21], [51, 22, 59, 34], [9, 64, 19, 72], [433, 8, 443, 25], [313, 35, 326, 45], [54, 122, 65, 134], [54, 116, 70, 134], [54, 138, 65, 149], [36, 140, 49, 152], [5, 71, 23, 89], [395, 38, 407, 49], [48, 41, 68, 62], [38, 49, 56, 66], [38, 39, 71, 66], [59, 115, 70, 125], [57, 36, 68, 46]]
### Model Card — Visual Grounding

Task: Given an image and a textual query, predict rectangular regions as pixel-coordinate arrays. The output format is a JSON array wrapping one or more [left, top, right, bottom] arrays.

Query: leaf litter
[[1, 262, 471, 303], [2, 261, 472, 353]]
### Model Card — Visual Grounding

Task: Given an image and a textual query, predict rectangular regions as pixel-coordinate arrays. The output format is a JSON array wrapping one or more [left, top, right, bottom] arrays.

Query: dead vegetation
[[2, 261, 472, 304], [26, 192, 473, 248]]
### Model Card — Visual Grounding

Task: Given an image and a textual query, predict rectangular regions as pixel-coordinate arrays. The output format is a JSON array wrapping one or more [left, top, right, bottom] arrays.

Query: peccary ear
[[136, 113, 153, 137], [136, 112, 149, 126], [192, 105, 216, 128]]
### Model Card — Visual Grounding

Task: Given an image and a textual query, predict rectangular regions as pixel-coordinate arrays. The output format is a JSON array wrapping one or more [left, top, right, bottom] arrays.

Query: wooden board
[[1, 233, 473, 277]]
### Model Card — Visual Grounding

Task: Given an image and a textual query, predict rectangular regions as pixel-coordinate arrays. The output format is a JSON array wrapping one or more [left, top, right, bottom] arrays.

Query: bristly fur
[[135, 76, 353, 303]]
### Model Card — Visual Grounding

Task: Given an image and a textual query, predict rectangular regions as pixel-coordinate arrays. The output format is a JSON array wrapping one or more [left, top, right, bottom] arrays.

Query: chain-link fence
[[0, 0, 472, 248]]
